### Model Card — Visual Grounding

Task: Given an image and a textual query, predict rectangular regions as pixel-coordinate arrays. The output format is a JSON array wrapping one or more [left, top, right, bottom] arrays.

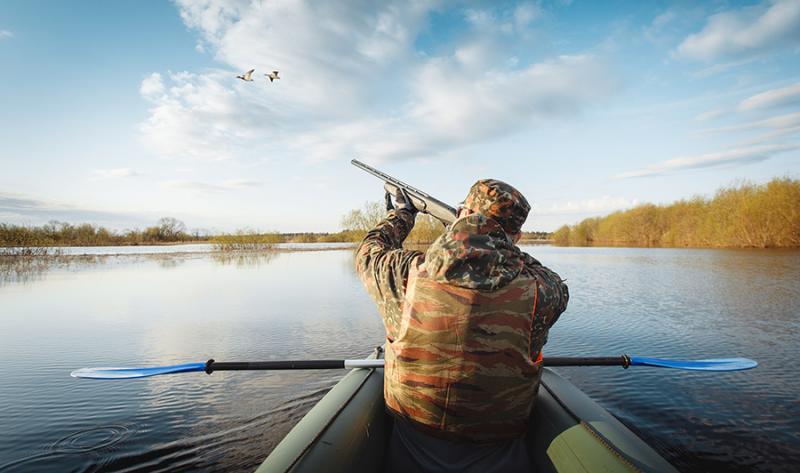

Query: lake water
[[1, 246, 798, 472]]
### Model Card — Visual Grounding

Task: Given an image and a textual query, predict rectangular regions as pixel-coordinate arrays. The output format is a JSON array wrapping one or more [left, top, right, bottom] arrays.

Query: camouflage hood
[[424, 213, 525, 291]]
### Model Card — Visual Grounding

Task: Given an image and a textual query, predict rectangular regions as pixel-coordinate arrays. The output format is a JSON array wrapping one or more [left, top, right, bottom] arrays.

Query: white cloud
[[90, 168, 144, 180], [454, 40, 496, 69], [676, 0, 800, 61], [465, 9, 496, 30], [294, 54, 615, 162], [466, 3, 541, 35], [139, 72, 165, 100], [223, 178, 261, 188], [139, 71, 277, 161], [181, 0, 430, 116], [537, 196, 640, 216], [737, 82, 800, 111], [0, 30, 13, 39], [734, 125, 800, 147], [162, 178, 261, 193], [139, 1, 616, 163], [614, 143, 798, 179], [513, 3, 540, 28], [701, 111, 800, 134], [0, 192, 151, 227], [138, 1, 432, 160], [694, 109, 726, 122], [643, 10, 678, 44], [689, 57, 758, 78], [652, 10, 677, 29]]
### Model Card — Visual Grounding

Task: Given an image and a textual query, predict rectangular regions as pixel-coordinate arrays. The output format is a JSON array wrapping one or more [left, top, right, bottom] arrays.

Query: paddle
[[70, 355, 757, 379]]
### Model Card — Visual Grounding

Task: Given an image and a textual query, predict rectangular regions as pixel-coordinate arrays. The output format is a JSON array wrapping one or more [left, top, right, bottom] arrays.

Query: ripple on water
[[0, 425, 133, 472], [50, 425, 133, 453]]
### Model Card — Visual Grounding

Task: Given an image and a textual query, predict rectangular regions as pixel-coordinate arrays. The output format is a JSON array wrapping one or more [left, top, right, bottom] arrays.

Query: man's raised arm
[[355, 207, 422, 341]]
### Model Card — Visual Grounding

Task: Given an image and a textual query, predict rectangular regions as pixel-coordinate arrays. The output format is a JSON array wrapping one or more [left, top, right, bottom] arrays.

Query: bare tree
[[157, 217, 187, 241], [340, 202, 384, 232]]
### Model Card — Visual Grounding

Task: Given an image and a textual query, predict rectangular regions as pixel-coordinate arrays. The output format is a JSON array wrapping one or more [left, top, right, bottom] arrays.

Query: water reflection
[[156, 257, 187, 269], [0, 244, 358, 288], [0, 256, 52, 286], [212, 251, 278, 267], [0, 251, 289, 288], [0, 255, 104, 286]]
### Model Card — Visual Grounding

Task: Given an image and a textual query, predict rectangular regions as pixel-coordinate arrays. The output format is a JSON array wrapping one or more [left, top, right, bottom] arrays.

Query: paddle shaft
[[206, 360, 346, 373], [203, 356, 632, 374], [545, 356, 631, 367]]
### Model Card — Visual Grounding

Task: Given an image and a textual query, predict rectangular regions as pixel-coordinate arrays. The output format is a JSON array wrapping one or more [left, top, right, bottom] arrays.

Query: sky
[[1, 0, 799, 233]]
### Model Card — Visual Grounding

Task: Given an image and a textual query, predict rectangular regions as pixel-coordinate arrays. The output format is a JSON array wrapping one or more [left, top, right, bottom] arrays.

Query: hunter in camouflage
[[356, 178, 568, 469]]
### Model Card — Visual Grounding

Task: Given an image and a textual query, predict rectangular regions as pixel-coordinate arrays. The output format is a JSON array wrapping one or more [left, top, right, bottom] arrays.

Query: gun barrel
[[351, 159, 457, 225]]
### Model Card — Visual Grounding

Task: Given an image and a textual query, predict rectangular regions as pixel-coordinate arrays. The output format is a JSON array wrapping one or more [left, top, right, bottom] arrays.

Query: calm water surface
[[0, 247, 798, 472], [20, 242, 356, 256]]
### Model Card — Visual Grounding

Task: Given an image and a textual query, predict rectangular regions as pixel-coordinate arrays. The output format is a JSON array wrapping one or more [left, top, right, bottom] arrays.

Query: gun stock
[[351, 159, 457, 225]]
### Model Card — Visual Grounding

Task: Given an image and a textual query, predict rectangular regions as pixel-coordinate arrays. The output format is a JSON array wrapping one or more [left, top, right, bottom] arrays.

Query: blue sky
[[1, 0, 799, 233]]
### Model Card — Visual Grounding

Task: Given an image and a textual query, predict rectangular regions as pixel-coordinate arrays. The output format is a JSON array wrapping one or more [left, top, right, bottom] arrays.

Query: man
[[356, 179, 569, 473]]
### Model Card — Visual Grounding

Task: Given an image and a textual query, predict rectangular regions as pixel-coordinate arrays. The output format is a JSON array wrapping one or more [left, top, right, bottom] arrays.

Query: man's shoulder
[[519, 251, 567, 294]]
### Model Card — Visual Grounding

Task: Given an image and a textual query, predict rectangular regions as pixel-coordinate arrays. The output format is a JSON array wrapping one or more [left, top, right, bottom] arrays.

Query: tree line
[[1, 204, 556, 251], [552, 177, 800, 248], [520, 231, 552, 241], [0, 217, 201, 247], [10, 176, 796, 251]]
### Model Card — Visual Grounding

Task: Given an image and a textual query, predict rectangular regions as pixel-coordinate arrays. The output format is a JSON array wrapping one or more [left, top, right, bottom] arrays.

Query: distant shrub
[[211, 231, 284, 251], [406, 213, 445, 244], [339, 202, 444, 244], [290, 233, 318, 243]]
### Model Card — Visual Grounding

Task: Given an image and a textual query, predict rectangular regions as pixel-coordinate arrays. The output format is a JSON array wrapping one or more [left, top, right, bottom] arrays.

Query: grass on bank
[[553, 177, 800, 248]]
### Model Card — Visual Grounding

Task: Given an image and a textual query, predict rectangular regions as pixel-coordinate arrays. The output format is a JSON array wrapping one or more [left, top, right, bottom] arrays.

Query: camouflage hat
[[463, 179, 530, 235]]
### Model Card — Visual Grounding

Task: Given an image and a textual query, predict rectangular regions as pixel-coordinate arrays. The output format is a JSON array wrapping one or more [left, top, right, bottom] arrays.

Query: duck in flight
[[236, 69, 255, 81], [265, 71, 280, 83]]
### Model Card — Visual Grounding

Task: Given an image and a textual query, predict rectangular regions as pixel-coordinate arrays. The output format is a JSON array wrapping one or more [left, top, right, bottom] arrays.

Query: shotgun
[[351, 159, 457, 225]]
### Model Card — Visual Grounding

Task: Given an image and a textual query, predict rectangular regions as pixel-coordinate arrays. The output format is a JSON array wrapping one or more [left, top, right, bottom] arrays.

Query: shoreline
[[0, 245, 358, 259], [548, 243, 800, 250]]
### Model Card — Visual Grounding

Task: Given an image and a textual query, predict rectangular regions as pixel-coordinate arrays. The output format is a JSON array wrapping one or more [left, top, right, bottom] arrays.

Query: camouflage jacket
[[356, 209, 569, 442]]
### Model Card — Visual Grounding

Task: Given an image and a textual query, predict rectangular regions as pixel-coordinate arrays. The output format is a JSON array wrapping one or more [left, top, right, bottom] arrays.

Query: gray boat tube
[[256, 347, 678, 473], [255, 347, 389, 473]]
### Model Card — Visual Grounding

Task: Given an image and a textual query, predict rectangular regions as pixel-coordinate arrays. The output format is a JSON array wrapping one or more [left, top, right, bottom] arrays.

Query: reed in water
[[211, 231, 284, 251]]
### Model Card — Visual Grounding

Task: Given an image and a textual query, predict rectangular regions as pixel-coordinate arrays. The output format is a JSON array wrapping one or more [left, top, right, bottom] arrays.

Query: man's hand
[[385, 191, 395, 211], [385, 187, 418, 215]]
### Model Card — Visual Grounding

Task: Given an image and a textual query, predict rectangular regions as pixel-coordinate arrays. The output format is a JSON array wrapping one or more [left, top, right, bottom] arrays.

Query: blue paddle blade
[[629, 356, 757, 371], [70, 362, 206, 379]]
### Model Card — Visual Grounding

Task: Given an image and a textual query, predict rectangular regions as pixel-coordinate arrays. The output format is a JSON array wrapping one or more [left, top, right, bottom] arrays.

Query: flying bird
[[265, 70, 280, 83], [236, 69, 255, 81]]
